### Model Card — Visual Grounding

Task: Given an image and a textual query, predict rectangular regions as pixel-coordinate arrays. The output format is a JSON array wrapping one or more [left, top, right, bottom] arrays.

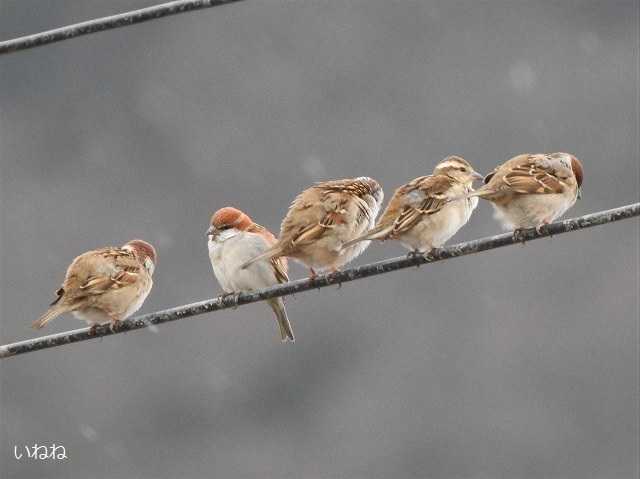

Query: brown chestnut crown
[[570, 155, 584, 187], [210, 207, 253, 231], [125, 239, 157, 265]]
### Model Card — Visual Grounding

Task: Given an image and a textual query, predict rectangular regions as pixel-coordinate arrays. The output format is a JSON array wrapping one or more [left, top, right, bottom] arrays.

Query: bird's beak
[[472, 171, 484, 181], [206, 226, 216, 238], [577, 186, 582, 200]]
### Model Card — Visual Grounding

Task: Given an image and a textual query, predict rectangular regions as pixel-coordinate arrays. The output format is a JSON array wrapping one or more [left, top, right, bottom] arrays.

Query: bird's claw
[[226, 292, 241, 309], [513, 229, 528, 243], [219, 292, 241, 309], [406, 250, 423, 260], [424, 248, 442, 262], [328, 269, 342, 288], [535, 222, 552, 237]]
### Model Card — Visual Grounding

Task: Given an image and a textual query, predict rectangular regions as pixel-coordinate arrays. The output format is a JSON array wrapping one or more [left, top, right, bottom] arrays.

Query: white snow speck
[[104, 441, 126, 460], [302, 156, 327, 179], [209, 367, 231, 393], [508, 61, 536, 94], [79, 424, 98, 442], [157, 231, 174, 250], [579, 32, 600, 54]]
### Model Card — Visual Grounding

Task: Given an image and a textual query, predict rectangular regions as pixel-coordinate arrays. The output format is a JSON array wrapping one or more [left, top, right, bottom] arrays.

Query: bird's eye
[[460, 167, 467, 172], [219, 225, 231, 230]]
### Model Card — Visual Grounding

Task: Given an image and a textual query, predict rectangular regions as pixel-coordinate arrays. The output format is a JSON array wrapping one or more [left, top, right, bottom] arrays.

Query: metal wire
[[2, 203, 638, 359], [0, 0, 246, 55]]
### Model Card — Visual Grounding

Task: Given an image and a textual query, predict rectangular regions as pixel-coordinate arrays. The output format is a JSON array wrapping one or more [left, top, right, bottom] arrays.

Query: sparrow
[[33, 239, 157, 332], [241, 177, 383, 277], [464, 152, 584, 235], [343, 156, 483, 255], [207, 207, 295, 342]]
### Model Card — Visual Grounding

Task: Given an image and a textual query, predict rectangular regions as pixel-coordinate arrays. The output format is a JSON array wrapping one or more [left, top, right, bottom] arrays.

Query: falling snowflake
[[508, 61, 537, 94]]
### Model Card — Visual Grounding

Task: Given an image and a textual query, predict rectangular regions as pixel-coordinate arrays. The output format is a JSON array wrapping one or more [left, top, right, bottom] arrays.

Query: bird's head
[[123, 239, 157, 274], [550, 152, 584, 198], [433, 156, 484, 184], [356, 176, 384, 207], [207, 207, 253, 240]]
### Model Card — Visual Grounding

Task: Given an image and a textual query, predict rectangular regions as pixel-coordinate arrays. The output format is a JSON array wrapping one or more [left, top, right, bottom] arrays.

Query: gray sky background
[[1, 1, 638, 478]]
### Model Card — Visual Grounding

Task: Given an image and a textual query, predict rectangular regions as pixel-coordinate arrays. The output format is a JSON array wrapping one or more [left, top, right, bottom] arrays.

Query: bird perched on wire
[[462, 152, 584, 238], [241, 177, 383, 277], [342, 156, 483, 256], [207, 207, 295, 343], [33, 239, 157, 333]]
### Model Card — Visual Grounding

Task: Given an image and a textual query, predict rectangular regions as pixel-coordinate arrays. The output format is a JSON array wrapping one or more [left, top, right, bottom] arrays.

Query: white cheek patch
[[144, 257, 155, 275], [217, 229, 240, 242]]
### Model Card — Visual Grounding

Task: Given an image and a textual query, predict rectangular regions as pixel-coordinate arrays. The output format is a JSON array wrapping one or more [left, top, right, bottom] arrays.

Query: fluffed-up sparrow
[[465, 152, 584, 235], [33, 239, 157, 332], [207, 207, 295, 342], [241, 177, 383, 277], [343, 156, 482, 255]]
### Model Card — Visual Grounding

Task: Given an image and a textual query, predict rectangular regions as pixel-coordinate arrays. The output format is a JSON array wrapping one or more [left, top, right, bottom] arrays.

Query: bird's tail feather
[[267, 298, 294, 343], [342, 224, 392, 249], [32, 304, 69, 329], [239, 247, 283, 270], [450, 188, 491, 203]]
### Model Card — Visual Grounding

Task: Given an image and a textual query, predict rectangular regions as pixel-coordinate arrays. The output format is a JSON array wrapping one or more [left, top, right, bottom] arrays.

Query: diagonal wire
[[0, 0, 246, 55], [1, 202, 638, 359]]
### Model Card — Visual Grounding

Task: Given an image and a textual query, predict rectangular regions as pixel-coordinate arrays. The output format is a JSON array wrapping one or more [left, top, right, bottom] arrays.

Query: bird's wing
[[280, 180, 373, 248], [489, 153, 569, 195], [270, 257, 289, 284], [378, 175, 453, 238], [72, 247, 143, 297]]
